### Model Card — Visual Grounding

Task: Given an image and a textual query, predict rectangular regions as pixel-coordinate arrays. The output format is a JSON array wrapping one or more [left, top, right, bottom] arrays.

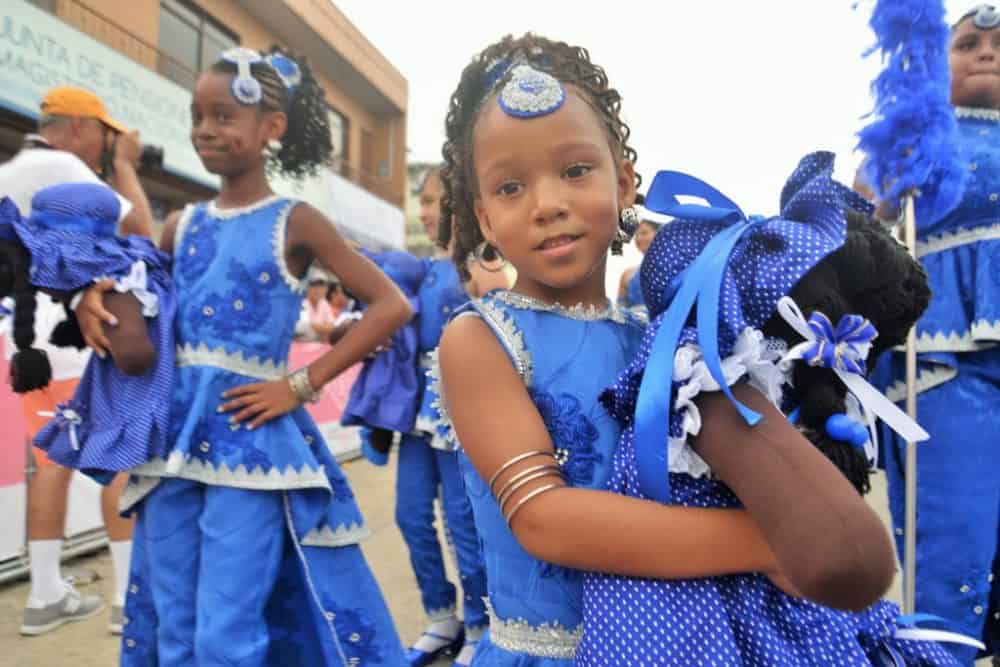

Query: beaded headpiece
[[957, 4, 1000, 29], [480, 53, 566, 119], [221, 48, 301, 106]]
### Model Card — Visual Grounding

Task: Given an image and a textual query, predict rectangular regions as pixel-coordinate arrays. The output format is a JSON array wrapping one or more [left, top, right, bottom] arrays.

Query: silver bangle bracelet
[[488, 450, 556, 496], [495, 464, 563, 511], [288, 367, 320, 404], [504, 483, 563, 529]]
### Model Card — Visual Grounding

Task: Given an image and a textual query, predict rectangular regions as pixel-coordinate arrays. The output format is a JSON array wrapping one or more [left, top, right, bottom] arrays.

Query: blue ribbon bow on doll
[[630, 151, 928, 504]]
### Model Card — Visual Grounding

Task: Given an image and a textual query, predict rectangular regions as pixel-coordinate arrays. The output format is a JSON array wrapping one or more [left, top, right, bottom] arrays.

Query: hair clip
[[222, 47, 264, 106], [483, 56, 512, 92], [265, 52, 302, 96], [973, 5, 1000, 29], [497, 64, 566, 119], [824, 413, 870, 451]]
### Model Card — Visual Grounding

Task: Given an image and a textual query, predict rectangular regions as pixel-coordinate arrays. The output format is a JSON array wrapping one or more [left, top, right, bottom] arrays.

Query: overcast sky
[[334, 0, 975, 287]]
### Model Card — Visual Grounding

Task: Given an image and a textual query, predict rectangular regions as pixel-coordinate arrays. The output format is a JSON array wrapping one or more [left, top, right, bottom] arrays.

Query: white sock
[[413, 616, 462, 652], [109, 540, 132, 607], [28, 540, 66, 607]]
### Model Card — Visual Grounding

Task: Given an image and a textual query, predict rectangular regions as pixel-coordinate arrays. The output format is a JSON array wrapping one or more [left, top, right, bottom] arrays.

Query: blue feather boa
[[858, 0, 966, 227]]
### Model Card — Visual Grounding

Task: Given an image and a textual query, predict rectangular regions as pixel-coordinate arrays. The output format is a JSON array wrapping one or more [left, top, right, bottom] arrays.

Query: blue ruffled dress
[[341, 249, 426, 433], [450, 291, 645, 665], [0, 186, 174, 483]]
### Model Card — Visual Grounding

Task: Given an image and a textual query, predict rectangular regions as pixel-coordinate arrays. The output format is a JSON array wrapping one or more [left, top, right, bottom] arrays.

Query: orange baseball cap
[[39, 86, 127, 134]]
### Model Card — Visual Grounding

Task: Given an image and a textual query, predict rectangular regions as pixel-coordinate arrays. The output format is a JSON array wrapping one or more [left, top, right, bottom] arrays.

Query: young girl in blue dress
[[0, 182, 174, 483], [577, 153, 973, 666], [77, 47, 411, 666], [435, 34, 858, 666]]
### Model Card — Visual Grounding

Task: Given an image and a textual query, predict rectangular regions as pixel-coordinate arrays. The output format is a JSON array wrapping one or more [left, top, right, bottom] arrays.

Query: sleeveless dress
[[578, 323, 961, 667], [622, 269, 644, 310], [874, 106, 1000, 662], [119, 195, 404, 667], [341, 249, 426, 433], [450, 290, 645, 665], [0, 189, 174, 483]]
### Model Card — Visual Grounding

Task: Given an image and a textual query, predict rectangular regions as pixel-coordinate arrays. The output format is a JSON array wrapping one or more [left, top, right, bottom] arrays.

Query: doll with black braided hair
[[577, 154, 969, 666], [434, 33, 832, 667], [73, 46, 411, 666]]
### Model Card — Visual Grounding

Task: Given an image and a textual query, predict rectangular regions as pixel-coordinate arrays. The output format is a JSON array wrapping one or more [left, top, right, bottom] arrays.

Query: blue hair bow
[[803, 312, 878, 374], [633, 155, 862, 503]]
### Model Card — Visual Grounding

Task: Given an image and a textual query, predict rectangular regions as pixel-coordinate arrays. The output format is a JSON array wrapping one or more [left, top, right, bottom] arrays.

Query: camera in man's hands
[[139, 145, 164, 170]]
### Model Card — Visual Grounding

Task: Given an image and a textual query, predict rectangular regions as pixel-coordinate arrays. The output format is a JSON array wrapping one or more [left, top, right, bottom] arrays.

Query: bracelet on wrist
[[287, 367, 320, 404]]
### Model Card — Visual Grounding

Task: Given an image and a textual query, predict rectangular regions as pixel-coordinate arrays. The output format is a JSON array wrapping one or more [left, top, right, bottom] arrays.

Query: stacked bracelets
[[488, 450, 565, 528], [287, 367, 321, 404]]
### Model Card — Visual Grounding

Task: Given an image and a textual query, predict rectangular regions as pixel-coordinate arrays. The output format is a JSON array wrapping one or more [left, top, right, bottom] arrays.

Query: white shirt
[[0, 144, 131, 380]]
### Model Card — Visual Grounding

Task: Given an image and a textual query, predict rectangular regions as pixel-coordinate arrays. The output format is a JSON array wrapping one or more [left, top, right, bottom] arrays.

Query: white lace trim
[[473, 299, 532, 384], [484, 599, 580, 659], [171, 204, 197, 255], [419, 349, 460, 452], [915, 319, 1000, 352], [491, 290, 635, 324], [206, 194, 284, 219], [300, 522, 371, 547], [95, 261, 158, 317], [885, 365, 959, 403], [668, 329, 789, 479], [917, 222, 1000, 257], [271, 200, 307, 294], [131, 449, 330, 491], [955, 107, 1000, 122], [176, 342, 288, 380]]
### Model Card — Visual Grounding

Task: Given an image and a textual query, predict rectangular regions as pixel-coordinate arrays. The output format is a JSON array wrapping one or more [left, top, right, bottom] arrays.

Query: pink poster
[[0, 341, 26, 488], [288, 341, 360, 425]]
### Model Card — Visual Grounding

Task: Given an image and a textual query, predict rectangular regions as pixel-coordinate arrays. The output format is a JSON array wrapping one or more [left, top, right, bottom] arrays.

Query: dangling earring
[[473, 240, 508, 273], [262, 138, 282, 158], [611, 206, 640, 255]]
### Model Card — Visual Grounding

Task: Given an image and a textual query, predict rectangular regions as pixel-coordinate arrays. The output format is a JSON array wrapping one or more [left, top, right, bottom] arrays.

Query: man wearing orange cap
[[0, 86, 154, 637]]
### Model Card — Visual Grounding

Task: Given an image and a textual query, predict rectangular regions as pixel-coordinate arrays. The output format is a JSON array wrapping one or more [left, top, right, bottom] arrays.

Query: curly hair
[[210, 46, 332, 180], [761, 212, 931, 495], [439, 33, 640, 280]]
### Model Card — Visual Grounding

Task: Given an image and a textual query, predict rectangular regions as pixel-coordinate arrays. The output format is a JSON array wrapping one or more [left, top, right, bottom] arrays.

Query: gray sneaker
[[20, 588, 104, 636], [109, 604, 124, 635]]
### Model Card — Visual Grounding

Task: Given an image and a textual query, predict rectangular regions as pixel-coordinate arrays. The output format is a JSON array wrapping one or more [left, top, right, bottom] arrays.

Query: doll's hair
[[761, 213, 930, 494], [440, 33, 639, 280], [209, 46, 332, 180], [0, 239, 53, 392]]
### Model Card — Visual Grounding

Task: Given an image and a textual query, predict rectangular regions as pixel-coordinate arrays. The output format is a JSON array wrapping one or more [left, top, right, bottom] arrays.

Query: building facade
[[0, 0, 408, 248]]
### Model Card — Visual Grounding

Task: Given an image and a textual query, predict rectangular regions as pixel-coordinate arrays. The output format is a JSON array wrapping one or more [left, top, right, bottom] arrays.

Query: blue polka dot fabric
[[582, 153, 960, 665]]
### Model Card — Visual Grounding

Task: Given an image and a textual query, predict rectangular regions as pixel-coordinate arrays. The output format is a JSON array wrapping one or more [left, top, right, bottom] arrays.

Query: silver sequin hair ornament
[[478, 50, 566, 119], [957, 4, 1000, 29]]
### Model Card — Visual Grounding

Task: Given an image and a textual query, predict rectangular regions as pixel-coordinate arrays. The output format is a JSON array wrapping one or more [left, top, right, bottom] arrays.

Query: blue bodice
[[623, 269, 643, 308], [454, 291, 645, 664]]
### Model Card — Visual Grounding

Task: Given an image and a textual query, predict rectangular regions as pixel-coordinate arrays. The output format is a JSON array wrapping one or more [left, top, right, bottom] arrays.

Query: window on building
[[328, 107, 349, 174], [158, 0, 238, 89]]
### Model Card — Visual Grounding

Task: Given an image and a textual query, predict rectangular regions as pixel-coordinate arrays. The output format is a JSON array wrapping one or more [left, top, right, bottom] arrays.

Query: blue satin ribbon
[[803, 311, 877, 374], [29, 212, 116, 237], [633, 172, 765, 503]]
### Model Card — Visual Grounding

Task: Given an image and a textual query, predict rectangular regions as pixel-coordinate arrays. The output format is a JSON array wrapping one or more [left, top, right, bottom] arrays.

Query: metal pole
[[903, 194, 918, 615]]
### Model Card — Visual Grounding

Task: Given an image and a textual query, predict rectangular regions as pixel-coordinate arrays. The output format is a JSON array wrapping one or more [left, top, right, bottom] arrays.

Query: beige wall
[[54, 0, 407, 207]]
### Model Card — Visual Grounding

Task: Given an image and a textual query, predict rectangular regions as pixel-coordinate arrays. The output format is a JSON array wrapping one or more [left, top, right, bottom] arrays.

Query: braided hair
[[440, 33, 640, 280], [0, 238, 53, 392], [209, 46, 332, 180], [761, 213, 930, 494]]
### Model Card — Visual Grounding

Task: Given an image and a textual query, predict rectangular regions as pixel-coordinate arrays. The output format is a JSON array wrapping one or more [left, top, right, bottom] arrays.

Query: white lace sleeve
[[95, 261, 159, 318], [668, 328, 789, 478]]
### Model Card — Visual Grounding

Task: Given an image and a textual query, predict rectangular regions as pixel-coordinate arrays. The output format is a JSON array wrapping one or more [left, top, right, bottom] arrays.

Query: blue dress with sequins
[[451, 291, 645, 666], [873, 107, 1000, 662], [414, 257, 468, 449], [119, 196, 405, 667]]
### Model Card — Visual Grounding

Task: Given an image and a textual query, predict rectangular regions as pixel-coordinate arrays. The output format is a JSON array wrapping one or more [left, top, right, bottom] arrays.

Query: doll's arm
[[690, 384, 895, 611], [100, 291, 155, 375], [440, 315, 779, 580]]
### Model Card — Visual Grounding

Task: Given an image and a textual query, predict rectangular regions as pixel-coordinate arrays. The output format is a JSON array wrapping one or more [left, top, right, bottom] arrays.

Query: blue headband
[[965, 4, 1000, 28], [221, 48, 301, 106]]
